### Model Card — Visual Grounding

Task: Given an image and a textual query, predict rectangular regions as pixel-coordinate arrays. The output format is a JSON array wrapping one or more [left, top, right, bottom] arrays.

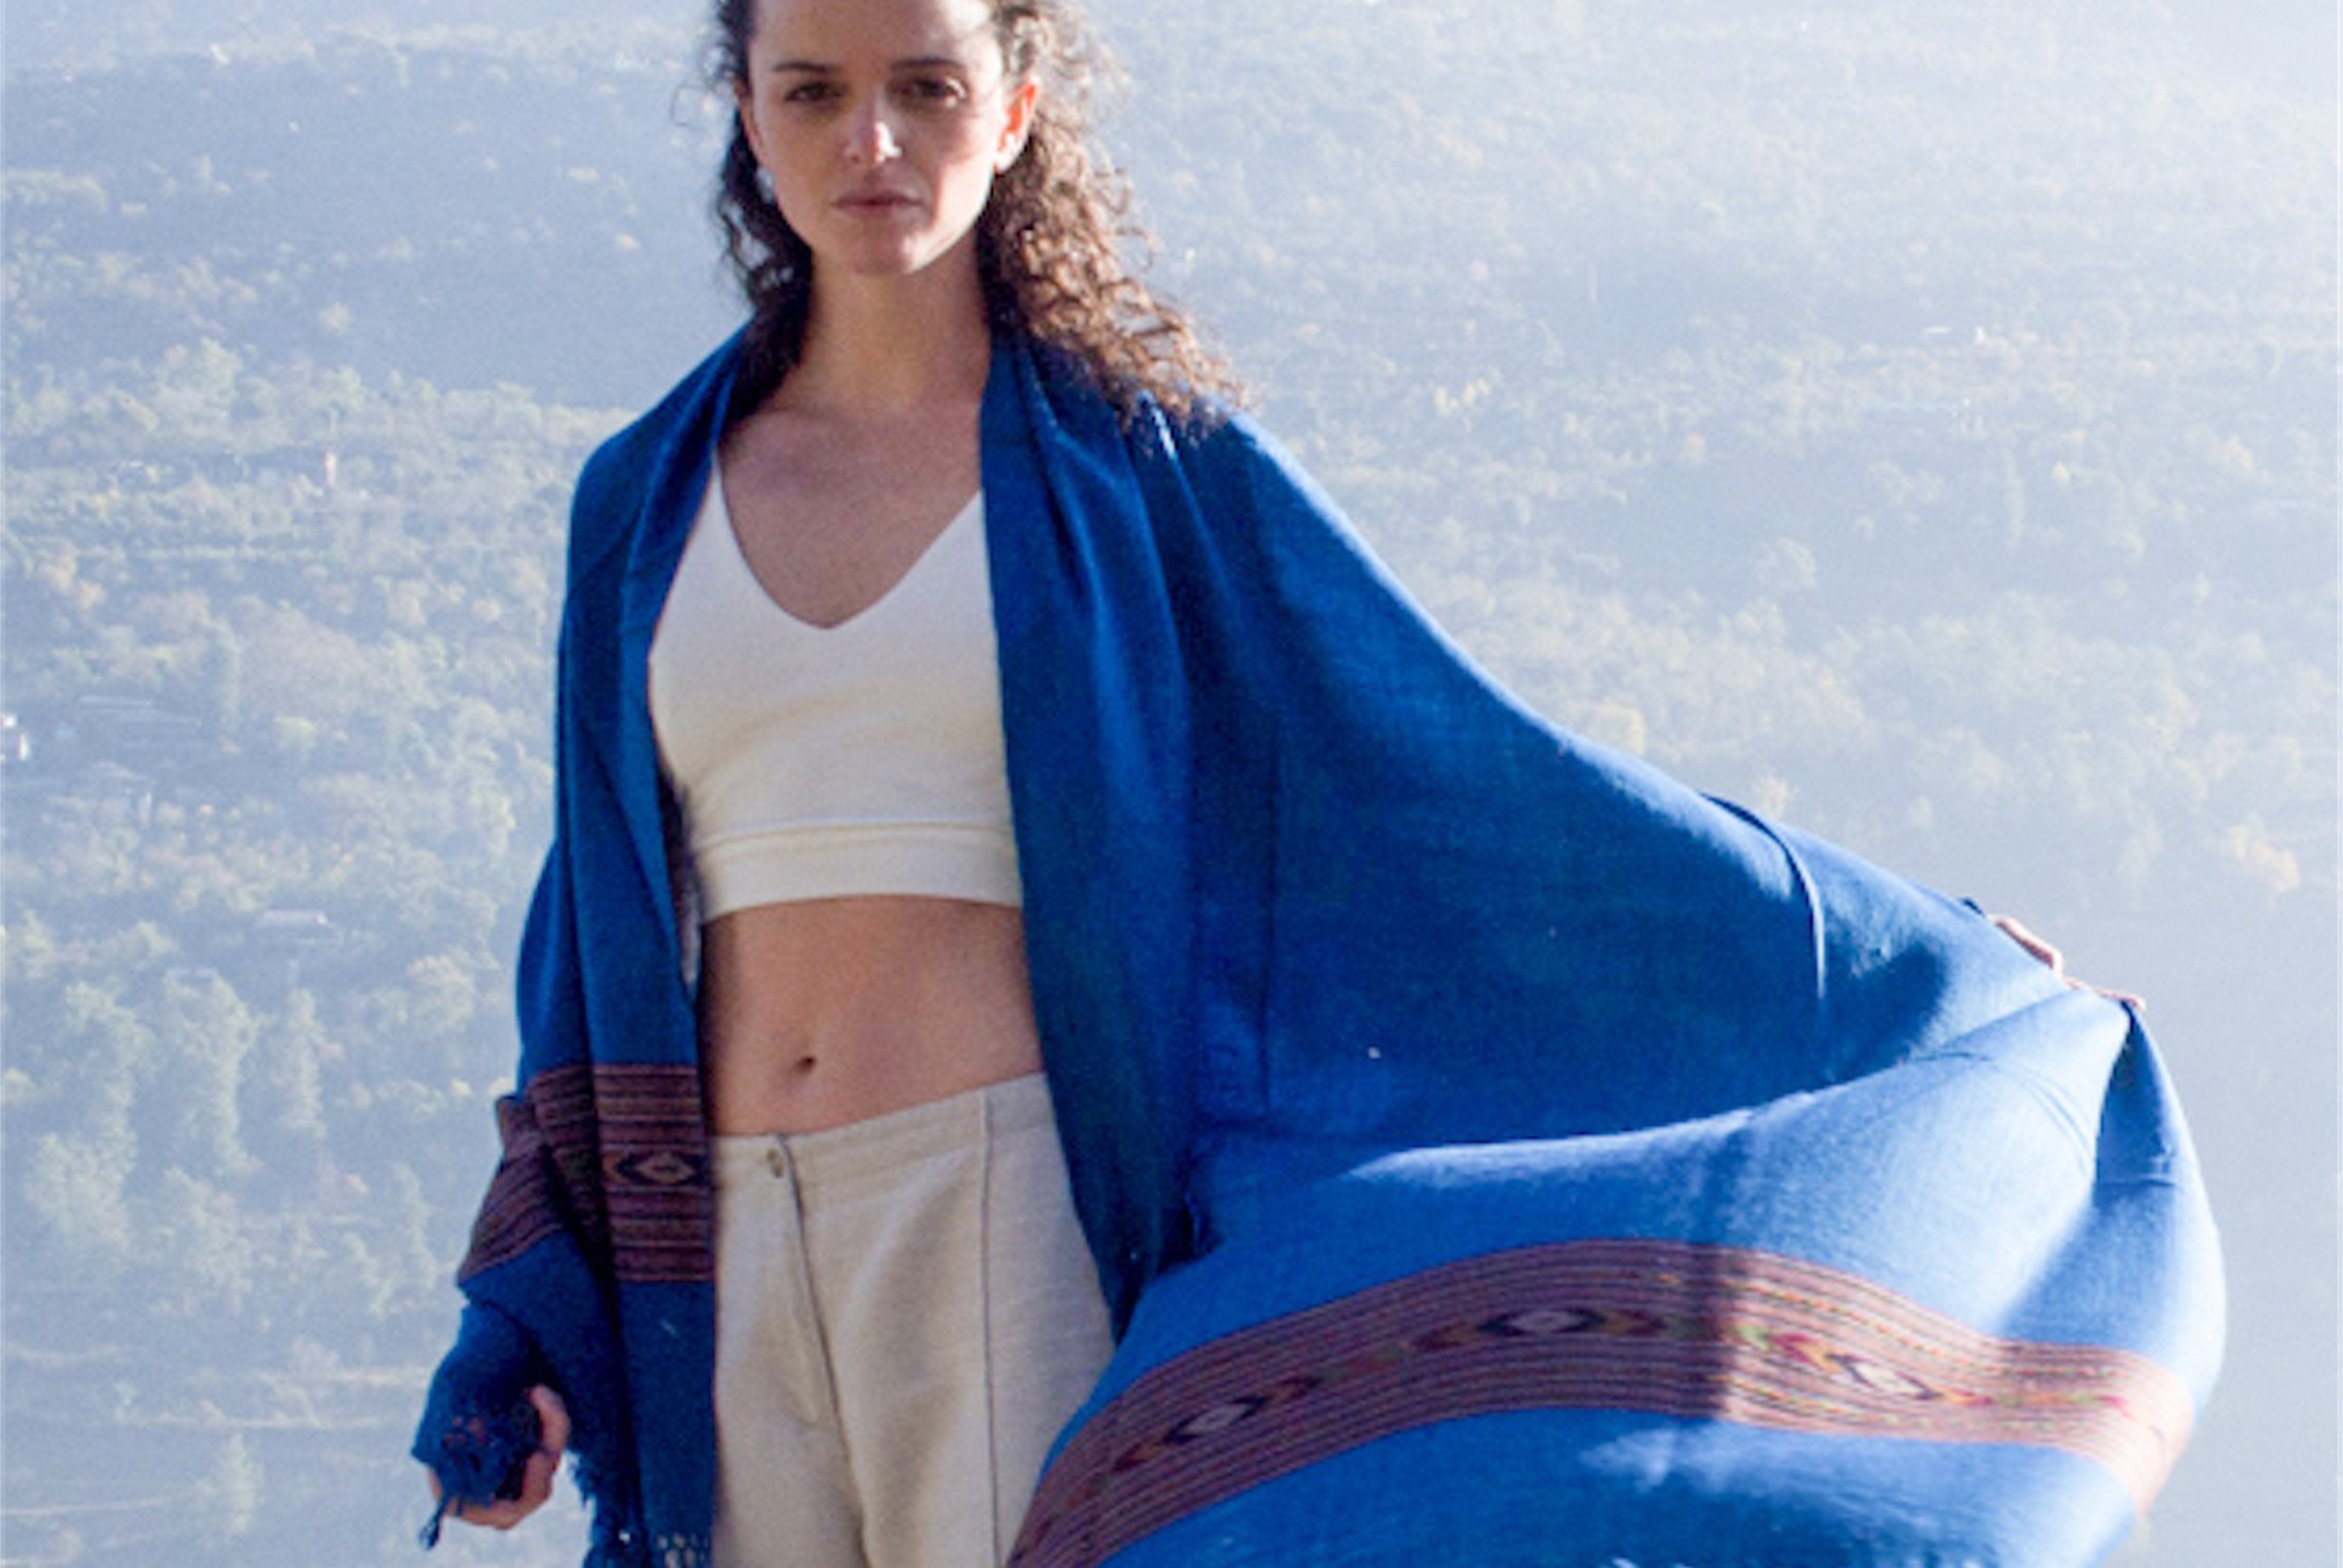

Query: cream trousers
[[709, 1073, 1115, 1568]]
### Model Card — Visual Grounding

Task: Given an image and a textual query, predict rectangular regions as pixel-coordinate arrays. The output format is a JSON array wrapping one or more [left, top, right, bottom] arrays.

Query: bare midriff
[[696, 894, 1043, 1136]]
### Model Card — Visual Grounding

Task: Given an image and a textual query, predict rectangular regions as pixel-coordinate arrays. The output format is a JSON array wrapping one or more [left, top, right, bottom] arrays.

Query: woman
[[418, 0, 1229, 1560], [415, 0, 2220, 1563]]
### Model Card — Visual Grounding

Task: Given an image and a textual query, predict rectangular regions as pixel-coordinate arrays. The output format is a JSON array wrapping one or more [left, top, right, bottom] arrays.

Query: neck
[[784, 247, 993, 419]]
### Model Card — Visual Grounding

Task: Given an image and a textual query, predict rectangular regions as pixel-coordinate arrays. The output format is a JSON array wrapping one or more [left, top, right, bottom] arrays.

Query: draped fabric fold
[[415, 332, 2222, 1568]]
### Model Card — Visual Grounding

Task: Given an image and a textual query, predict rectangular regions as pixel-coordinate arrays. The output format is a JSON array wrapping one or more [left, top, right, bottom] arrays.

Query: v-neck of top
[[712, 465, 985, 635]]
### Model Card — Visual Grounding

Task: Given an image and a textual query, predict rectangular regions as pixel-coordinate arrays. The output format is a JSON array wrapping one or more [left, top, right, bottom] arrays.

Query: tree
[[157, 970, 258, 1180], [204, 1432, 261, 1543], [150, 1168, 255, 1315], [23, 1126, 136, 1282], [248, 988, 330, 1163]]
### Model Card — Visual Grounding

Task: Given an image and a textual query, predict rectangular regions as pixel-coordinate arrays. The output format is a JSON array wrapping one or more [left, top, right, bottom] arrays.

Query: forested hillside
[[4, 1, 2332, 1564]]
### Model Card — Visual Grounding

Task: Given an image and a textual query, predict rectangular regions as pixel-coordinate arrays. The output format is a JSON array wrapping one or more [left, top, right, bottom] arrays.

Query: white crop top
[[647, 469, 1022, 917]]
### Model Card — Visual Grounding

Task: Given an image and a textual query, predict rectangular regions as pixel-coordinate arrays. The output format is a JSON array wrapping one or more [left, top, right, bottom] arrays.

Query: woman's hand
[[423, 1385, 571, 1530], [1986, 912, 2145, 1010]]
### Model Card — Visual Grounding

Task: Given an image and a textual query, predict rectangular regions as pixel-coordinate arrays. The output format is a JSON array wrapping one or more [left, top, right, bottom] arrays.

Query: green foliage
[[206, 1433, 263, 1543], [4, 250, 608, 1559]]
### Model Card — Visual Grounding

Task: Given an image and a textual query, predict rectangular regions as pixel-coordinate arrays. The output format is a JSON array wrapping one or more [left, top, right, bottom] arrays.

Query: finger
[[1987, 913, 2065, 976], [457, 1494, 535, 1531], [513, 1448, 559, 1517], [530, 1385, 573, 1455]]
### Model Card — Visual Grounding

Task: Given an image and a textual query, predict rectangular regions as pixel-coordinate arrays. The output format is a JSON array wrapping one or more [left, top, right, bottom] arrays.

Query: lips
[[836, 188, 920, 215]]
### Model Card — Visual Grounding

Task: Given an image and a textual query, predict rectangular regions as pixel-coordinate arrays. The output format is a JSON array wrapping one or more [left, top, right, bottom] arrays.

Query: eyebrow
[[767, 55, 972, 74]]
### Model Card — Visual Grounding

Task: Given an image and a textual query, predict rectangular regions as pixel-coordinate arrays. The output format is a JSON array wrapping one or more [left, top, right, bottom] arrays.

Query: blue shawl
[[415, 332, 2223, 1568]]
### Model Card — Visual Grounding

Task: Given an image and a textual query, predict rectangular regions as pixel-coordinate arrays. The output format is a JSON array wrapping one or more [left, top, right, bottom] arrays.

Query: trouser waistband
[[707, 1070, 1056, 1195]]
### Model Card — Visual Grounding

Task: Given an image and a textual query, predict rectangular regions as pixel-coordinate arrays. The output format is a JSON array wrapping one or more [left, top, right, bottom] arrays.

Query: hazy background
[[4, 1, 2333, 1563]]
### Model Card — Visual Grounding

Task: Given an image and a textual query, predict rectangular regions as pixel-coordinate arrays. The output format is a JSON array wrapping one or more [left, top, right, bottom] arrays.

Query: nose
[[845, 96, 902, 165]]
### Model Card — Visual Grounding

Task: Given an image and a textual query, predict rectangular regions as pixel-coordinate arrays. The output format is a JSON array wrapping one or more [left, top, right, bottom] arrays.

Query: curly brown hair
[[706, 0, 1243, 423]]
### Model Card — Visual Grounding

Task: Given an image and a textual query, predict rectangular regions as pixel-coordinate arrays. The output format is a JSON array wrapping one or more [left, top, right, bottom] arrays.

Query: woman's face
[[735, 0, 1036, 286]]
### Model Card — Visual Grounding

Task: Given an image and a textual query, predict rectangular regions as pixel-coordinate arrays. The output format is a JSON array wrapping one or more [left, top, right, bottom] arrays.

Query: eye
[[778, 78, 840, 105], [896, 74, 967, 106]]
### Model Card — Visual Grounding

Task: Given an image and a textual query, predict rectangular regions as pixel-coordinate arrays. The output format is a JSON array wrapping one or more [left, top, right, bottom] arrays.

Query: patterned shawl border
[[1011, 1238, 2192, 1568], [459, 1063, 712, 1287]]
